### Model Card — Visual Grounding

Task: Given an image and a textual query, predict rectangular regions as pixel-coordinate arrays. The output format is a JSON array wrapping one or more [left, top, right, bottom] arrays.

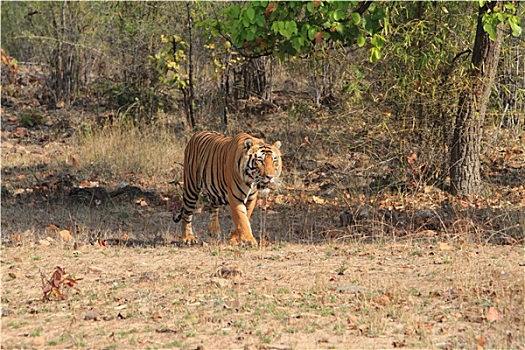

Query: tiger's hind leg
[[176, 187, 200, 245], [207, 206, 221, 237]]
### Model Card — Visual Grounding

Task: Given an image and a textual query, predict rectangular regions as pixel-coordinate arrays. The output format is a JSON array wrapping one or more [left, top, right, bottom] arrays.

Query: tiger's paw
[[229, 233, 258, 247], [207, 221, 221, 236], [182, 234, 198, 246]]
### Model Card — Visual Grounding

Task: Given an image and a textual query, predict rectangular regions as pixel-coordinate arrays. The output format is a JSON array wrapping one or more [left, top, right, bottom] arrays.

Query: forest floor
[[1, 64, 525, 349]]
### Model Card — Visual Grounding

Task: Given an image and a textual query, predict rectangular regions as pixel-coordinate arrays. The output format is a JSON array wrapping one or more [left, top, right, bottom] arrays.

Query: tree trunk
[[449, 2, 503, 196], [185, 2, 196, 129]]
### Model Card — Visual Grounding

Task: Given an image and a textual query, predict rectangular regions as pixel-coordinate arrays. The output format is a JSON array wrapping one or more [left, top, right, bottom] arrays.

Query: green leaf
[[229, 5, 240, 18], [287, 20, 298, 35], [371, 34, 385, 49], [256, 15, 265, 27], [483, 22, 496, 40], [308, 27, 318, 41], [307, 2, 314, 13], [333, 9, 345, 21], [371, 9, 385, 21], [291, 37, 302, 51], [246, 31, 255, 41], [370, 47, 381, 62], [246, 7, 255, 22], [508, 20, 522, 37], [357, 34, 365, 47], [351, 12, 361, 25]]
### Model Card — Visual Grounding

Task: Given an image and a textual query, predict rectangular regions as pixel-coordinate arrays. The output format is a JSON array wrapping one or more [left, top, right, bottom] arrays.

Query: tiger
[[173, 131, 282, 246]]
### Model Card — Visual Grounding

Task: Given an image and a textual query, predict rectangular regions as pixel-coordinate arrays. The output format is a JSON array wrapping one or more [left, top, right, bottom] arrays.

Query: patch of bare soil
[[1, 242, 523, 349]]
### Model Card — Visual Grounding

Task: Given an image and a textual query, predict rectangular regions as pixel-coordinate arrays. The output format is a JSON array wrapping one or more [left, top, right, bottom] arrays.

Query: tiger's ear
[[244, 138, 253, 150], [273, 141, 282, 150]]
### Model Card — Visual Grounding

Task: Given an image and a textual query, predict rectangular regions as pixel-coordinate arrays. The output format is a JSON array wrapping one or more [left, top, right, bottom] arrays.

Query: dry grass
[[74, 120, 187, 184], [1, 241, 523, 349]]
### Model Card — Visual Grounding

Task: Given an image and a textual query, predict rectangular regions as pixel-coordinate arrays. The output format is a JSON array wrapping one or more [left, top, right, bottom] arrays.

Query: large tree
[[208, 0, 521, 197], [449, 1, 509, 196]]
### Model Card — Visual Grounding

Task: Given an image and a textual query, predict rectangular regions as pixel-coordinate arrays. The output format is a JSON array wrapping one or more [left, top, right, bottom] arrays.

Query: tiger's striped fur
[[173, 131, 282, 245]]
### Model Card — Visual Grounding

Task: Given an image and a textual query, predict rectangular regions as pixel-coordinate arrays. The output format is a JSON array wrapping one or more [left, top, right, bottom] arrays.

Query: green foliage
[[371, 2, 479, 185], [149, 34, 189, 90], [481, 2, 522, 40], [20, 111, 44, 127], [205, 1, 387, 62]]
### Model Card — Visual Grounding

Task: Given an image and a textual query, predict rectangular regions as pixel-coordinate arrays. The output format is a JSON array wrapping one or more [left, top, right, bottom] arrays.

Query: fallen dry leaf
[[13, 188, 25, 196], [46, 224, 60, 233], [438, 242, 453, 251], [41, 266, 82, 302], [151, 311, 162, 319], [486, 306, 502, 322], [8, 271, 21, 279], [59, 229, 74, 242], [39, 239, 51, 246], [372, 294, 391, 305], [407, 153, 417, 164], [265, 2, 276, 19], [70, 154, 81, 170], [314, 31, 324, 44], [347, 314, 358, 324], [312, 195, 325, 204], [476, 335, 487, 349]]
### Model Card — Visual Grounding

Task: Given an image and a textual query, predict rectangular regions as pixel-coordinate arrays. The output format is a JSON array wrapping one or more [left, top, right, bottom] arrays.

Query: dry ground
[[2, 240, 523, 350], [2, 64, 524, 349]]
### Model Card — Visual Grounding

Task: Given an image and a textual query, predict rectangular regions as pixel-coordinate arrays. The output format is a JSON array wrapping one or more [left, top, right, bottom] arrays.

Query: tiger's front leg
[[181, 216, 198, 245], [228, 195, 258, 246]]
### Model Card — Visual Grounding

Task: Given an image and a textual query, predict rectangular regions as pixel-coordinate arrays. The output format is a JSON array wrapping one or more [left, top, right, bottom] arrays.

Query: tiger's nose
[[260, 175, 271, 183], [264, 174, 276, 183]]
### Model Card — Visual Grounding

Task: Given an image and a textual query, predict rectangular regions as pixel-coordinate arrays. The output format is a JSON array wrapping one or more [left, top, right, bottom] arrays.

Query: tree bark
[[449, 2, 503, 196], [185, 2, 196, 129]]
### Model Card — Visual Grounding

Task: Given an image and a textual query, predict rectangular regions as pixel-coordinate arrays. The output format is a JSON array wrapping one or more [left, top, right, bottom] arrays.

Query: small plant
[[336, 262, 348, 275], [30, 327, 43, 337], [261, 336, 272, 344], [7, 321, 21, 329], [17, 308, 28, 315], [410, 250, 423, 256], [333, 323, 345, 335], [20, 111, 44, 127]]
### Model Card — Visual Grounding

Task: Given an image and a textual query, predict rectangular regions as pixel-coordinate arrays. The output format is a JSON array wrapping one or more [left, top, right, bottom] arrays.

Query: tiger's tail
[[173, 210, 183, 223]]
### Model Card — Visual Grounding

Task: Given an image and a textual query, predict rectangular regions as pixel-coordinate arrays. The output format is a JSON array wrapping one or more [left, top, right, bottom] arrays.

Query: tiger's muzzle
[[257, 175, 278, 190]]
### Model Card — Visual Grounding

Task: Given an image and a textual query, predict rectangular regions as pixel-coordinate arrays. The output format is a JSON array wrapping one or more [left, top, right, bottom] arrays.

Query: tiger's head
[[242, 137, 282, 194]]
